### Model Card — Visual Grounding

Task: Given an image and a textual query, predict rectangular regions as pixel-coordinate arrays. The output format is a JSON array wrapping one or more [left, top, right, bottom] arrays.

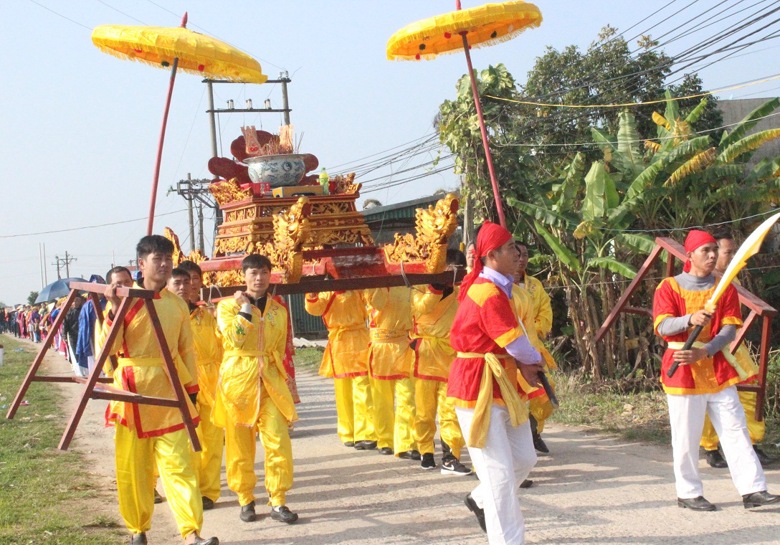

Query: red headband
[[458, 221, 513, 300], [683, 230, 717, 272]]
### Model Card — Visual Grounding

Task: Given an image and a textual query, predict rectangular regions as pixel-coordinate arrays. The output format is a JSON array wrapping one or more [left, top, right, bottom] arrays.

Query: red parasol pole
[[146, 12, 187, 235], [456, 2, 507, 228]]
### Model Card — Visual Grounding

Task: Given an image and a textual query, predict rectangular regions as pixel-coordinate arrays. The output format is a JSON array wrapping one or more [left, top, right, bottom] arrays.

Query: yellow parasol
[[667, 211, 780, 377], [387, 1, 542, 227], [92, 13, 268, 235]]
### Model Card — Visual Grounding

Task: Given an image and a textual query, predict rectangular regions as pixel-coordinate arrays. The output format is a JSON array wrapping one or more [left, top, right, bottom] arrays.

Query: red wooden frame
[[7, 281, 201, 451]]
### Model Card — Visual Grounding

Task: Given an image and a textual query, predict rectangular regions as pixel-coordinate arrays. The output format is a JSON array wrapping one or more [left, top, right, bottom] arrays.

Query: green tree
[[27, 292, 38, 305]]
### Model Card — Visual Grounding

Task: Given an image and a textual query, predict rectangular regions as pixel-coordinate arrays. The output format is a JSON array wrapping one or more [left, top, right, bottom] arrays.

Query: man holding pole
[[449, 221, 542, 544], [652, 229, 778, 511]]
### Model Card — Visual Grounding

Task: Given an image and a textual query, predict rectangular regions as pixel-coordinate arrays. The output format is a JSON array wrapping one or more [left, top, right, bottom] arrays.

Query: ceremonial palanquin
[[165, 128, 460, 293]]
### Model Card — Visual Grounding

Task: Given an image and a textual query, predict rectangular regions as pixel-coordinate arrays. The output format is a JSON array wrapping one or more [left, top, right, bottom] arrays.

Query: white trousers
[[456, 405, 537, 545], [667, 385, 766, 499]]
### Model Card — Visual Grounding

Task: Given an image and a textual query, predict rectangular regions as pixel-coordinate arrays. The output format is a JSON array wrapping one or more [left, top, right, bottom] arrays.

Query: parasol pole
[[147, 12, 187, 235], [456, 2, 507, 228]]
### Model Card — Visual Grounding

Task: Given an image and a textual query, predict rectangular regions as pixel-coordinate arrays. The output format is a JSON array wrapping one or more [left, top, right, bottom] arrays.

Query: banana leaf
[[534, 220, 581, 272], [586, 256, 637, 279]]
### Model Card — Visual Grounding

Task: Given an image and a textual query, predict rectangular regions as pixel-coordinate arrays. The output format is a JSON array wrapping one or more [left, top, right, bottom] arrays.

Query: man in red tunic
[[449, 222, 543, 544], [653, 229, 778, 511]]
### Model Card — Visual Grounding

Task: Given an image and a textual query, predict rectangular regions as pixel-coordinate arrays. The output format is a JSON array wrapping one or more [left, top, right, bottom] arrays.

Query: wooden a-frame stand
[[6, 281, 201, 452], [595, 237, 776, 421]]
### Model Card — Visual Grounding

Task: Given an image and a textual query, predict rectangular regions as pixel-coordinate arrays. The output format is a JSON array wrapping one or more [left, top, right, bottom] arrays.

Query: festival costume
[[411, 284, 464, 459], [189, 304, 224, 503], [271, 294, 300, 404], [98, 285, 203, 539], [366, 286, 416, 454], [305, 290, 375, 445], [512, 276, 556, 433], [653, 230, 767, 501], [449, 221, 540, 545], [214, 296, 297, 508], [699, 278, 764, 450]]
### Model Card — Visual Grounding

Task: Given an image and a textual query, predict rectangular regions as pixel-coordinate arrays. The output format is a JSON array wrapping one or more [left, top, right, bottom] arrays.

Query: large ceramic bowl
[[244, 154, 307, 187]]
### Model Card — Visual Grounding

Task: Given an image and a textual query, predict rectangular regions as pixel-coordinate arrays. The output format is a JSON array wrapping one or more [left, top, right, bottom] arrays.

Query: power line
[[0, 209, 187, 239]]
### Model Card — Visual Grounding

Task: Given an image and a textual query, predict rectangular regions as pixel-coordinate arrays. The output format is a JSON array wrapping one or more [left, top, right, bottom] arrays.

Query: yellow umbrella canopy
[[387, 1, 542, 60], [92, 24, 267, 83]]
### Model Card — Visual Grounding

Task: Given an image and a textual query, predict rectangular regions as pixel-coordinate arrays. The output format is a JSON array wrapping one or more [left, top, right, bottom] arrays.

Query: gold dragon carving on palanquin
[[383, 193, 459, 273]]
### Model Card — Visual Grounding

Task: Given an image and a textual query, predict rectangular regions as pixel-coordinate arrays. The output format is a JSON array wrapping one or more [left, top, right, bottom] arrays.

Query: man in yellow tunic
[[411, 249, 471, 474], [699, 230, 772, 467], [513, 242, 556, 454], [305, 289, 376, 450], [99, 235, 218, 545], [366, 286, 418, 458], [214, 254, 299, 524], [171, 262, 225, 510]]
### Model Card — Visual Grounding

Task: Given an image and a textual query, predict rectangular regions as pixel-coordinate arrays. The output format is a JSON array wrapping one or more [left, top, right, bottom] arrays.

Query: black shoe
[[704, 448, 728, 468], [202, 496, 215, 510], [742, 490, 780, 509], [677, 496, 716, 511], [398, 449, 421, 460], [270, 505, 299, 524], [355, 440, 377, 450], [343, 441, 355, 448], [131, 533, 147, 545], [532, 432, 549, 454], [421, 453, 436, 470], [754, 446, 772, 466], [189, 536, 219, 545], [464, 493, 486, 533], [441, 456, 473, 476], [378, 447, 394, 455], [153, 488, 163, 504], [520, 479, 534, 489], [240, 500, 257, 522]]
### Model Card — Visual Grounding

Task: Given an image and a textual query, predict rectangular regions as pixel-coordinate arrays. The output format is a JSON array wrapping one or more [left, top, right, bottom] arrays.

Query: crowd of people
[[3, 221, 778, 545]]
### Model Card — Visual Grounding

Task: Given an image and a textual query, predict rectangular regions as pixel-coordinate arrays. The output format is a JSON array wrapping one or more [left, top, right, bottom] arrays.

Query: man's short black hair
[[447, 248, 467, 267], [242, 254, 272, 273], [106, 266, 132, 284], [171, 267, 190, 280], [136, 235, 174, 260], [178, 260, 203, 278], [711, 227, 734, 242]]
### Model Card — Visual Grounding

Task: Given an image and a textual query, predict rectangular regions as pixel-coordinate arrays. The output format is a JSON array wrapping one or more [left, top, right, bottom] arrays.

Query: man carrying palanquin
[[214, 254, 299, 525], [305, 288, 377, 450], [98, 235, 218, 545]]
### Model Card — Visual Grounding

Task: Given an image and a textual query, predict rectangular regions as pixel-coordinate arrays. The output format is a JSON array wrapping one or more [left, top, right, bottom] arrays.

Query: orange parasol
[[387, 1, 542, 227], [92, 13, 267, 235]]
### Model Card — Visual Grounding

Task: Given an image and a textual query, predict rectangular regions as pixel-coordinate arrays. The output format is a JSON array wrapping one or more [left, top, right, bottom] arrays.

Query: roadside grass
[[0, 335, 124, 545], [293, 346, 325, 372], [551, 370, 780, 459]]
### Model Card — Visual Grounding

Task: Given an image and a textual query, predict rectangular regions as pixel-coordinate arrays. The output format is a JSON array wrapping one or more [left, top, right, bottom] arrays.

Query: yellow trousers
[[370, 377, 416, 454], [115, 425, 202, 538], [225, 383, 293, 507], [196, 403, 224, 502], [334, 375, 375, 444], [700, 389, 765, 450], [413, 378, 464, 458]]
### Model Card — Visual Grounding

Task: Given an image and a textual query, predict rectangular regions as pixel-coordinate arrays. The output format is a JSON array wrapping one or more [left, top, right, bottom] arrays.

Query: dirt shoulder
[[34, 341, 780, 544]]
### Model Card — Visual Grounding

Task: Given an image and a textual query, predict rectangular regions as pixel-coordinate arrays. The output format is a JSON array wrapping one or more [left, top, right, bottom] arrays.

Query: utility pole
[[197, 201, 205, 253], [168, 176, 214, 253], [52, 252, 77, 279]]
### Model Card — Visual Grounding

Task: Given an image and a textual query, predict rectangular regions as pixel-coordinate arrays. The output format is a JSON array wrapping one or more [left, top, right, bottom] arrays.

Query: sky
[[2, 0, 779, 306]]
